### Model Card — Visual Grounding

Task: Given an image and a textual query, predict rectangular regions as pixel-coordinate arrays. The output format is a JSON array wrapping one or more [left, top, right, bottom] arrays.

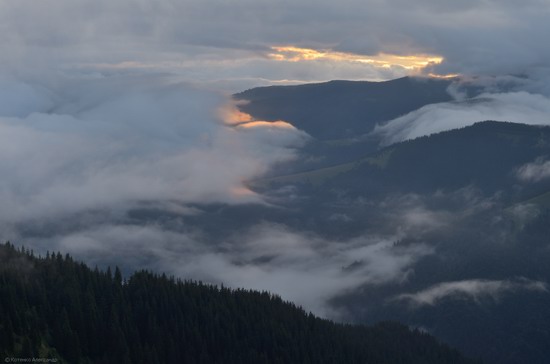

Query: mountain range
[[232, 79, 550, 364], [3, 76, 550, 364]]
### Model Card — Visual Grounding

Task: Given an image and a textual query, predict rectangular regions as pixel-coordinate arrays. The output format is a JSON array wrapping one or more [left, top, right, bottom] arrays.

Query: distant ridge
[[234, 77, 453, 139], [259, 121, 550, 198]]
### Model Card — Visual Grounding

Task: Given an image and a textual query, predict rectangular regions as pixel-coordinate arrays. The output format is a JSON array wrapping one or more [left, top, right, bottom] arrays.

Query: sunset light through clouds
[[268, 46, 445, 74], [3, 1, 550, 362]]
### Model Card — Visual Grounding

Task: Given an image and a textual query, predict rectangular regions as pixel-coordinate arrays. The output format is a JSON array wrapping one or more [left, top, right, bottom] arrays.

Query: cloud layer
[[27, 222, 432, 317], [0, 75, 308, 224], [375, 91, 550, 144], [2, 0, 550, 87], [2, 72, 432, 318]]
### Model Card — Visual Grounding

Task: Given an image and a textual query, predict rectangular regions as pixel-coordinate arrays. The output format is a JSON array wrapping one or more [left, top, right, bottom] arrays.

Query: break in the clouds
[[394, 278, 548, 307], [375, 91, 550, 144], [0, 74, 308, 224], [2, 0, 550, 87]]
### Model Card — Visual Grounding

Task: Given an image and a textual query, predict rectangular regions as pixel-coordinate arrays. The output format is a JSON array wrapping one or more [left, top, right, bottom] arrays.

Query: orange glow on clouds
[[231, 110, 254, 124], [231, 186, 257, 197], [268, 46, 445, 73], [220, 103, 254, 125], [222, 104, 297, 130], [236, 120, 296, 130], [426, 73, 460, 79]]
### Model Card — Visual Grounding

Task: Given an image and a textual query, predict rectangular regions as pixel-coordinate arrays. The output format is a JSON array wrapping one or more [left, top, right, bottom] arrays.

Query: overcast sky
[[2, 0, 550, 90]]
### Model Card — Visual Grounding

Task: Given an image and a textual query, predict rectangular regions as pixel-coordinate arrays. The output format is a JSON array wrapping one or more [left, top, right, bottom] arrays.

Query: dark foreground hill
[[0, 243, 477, 364]]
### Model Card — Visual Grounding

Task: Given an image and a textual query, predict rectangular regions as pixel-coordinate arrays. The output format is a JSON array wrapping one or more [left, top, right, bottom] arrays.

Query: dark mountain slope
[[0, 242, 477, 364], [234, 77, 453, 140], [336, 205, 550, 364], [261, 121, 550, 201]]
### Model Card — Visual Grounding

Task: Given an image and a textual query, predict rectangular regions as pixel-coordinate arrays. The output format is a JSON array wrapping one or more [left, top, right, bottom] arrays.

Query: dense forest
[[0, 242, 477, 363]]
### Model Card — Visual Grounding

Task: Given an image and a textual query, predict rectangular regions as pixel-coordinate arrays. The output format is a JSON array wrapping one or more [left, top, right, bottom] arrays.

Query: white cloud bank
[[0, 74, 308, 224], [375, 92, 550, 144]]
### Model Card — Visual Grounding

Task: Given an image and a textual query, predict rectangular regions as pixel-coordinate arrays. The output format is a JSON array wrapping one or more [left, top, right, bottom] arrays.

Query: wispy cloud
[[394, 278, 548, 307], [517, 158, 550, 182]]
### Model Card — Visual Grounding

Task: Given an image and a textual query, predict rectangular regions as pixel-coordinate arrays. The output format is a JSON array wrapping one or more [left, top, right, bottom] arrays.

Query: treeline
[[0, 242, 478, 363]]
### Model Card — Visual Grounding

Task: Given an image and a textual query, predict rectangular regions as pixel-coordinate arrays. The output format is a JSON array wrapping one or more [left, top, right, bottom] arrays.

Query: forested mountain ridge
[[259, 121, 550, 201], [0, 242, 478, 364], [229, 120, 550, 364]]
